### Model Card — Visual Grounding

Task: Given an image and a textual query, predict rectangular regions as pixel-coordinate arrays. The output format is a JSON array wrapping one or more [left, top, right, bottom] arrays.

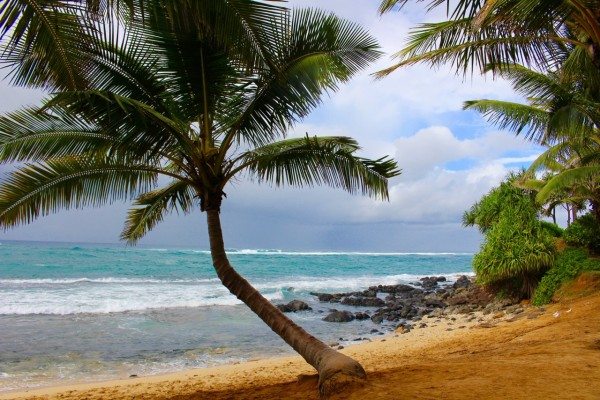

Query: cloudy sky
[[0, 0, 541, 252]]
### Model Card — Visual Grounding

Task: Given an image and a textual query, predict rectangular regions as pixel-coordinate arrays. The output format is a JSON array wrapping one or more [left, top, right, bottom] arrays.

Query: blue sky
[[0, 0, 543, 251]]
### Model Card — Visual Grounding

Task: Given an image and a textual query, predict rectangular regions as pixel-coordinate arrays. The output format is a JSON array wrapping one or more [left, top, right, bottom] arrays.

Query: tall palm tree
[[0, 1, 399, 395], [377, 0, 600, 76]]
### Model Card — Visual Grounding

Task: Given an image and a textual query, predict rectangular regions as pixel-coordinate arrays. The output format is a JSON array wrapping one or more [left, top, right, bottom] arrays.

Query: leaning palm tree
[[0, 1, 399, 395]]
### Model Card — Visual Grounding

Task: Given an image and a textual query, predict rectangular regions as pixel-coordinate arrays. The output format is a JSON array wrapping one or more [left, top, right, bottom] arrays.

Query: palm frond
[[0, 107, 116, 162], [378, 0, 449, 15], [236, 135, 400, 200], [0, 156, 163, 228], [45, 91, 193, 157], [226, 8, 381, 148], [81, 18, 173, 115], [514, 177, 546, 192], [537, 165, 600, 203], [121, 180, 195, 244], [377, 0, 587, 76], [463, 99, 549, 142], [526, 143, 574, 174], [0, 0, 89, 89], [143, 0, 287, 73], [375, 18, 560, 78]]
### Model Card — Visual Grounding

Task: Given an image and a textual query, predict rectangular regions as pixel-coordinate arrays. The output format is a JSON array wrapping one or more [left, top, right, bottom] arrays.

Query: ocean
[[0, 241, 473, 392]]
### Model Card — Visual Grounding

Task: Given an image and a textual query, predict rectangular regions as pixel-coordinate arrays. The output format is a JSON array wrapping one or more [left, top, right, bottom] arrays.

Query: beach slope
[[3, 287, 600, 400]]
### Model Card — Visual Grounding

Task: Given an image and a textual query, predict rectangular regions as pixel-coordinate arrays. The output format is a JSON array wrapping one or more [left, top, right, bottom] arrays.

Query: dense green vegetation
[[464, 174, 555, 298], [563, 214, 600, 254], [532, 248, 600, 305], [466, 176, 599, 302]]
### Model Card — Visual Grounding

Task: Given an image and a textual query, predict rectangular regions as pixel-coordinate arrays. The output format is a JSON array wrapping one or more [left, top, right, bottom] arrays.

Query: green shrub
[[563, 214, 600, 254], [473, 212, 555, 297], [540, 221, 563, 238], [532, 248, 600, 305], [468, 174, 556, 298]]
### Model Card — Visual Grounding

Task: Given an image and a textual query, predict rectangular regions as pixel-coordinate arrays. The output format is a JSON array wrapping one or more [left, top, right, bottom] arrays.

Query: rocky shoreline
[[276, 275, 530, 338]]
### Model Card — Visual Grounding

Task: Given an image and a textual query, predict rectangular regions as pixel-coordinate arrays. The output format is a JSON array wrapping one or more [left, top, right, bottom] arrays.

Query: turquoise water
[[0, 241, 473, 391]]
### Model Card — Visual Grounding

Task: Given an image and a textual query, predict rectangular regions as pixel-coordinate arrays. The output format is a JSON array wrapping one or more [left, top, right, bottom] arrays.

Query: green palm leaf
[[45, 91, 193, 158], [0, 0, 88, 89], [223, 8, 381, 148], [537, 165, 600, 203], [377, 0, 589, 76], [0, 157, 164, 228], [0, 107, 116, 162], [463, 99, 549, 142], [375, 18, 559, 77], [236, 135, 400, 200], [121, 180, 195, 244]]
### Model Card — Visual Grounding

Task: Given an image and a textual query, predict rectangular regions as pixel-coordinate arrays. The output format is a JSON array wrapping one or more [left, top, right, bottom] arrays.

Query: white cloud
[[393, 126, 533, 181], [221, 125, 538, 230], [352, 127, 539, 224]]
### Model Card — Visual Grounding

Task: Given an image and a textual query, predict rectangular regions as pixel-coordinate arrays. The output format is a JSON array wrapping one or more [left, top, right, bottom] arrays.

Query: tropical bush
[[533, 248, 600, 305], [563, 214, 600, 254], [465, 174, 556, 298]]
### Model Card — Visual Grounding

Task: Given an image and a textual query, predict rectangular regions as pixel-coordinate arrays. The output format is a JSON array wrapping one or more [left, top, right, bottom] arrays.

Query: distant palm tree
[[0, 1, 399, 394]]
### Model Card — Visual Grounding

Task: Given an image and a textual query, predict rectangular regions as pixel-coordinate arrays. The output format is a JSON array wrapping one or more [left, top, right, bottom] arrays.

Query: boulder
[[453, 275, 471, 289], [323, 310, 355, 323], [372, 284, 416, 294], [360, 289, 378, 297], [420, 276, 445, 290], [354, 312, 371, 320], [425, 298, 446, 308], [395, 323, 412, 334], [288, 300, 312, 311], [310, 292, 338, 302], [341, 296, 385, 307], [276, 300, 312, 313]]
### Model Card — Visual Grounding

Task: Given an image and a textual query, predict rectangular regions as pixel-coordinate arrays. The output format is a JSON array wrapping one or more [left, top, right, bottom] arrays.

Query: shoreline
[[0, 311, 488, 399], [4, 288, 599, 400]]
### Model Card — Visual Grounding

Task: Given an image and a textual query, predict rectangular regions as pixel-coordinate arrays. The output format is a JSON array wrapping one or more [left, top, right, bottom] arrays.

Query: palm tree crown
[[0, 3, 398, 231]]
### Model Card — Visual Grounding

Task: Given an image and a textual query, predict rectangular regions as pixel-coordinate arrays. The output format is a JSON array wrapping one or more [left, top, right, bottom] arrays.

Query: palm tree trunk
[[205, 208, 366, 395]]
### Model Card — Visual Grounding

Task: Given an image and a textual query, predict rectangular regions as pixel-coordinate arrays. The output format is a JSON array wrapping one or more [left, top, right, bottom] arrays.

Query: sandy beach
[[2, 278, 599, 400]]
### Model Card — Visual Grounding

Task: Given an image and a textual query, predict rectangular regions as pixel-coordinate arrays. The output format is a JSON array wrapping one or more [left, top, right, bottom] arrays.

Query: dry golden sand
[[2, 288, 600, 400]]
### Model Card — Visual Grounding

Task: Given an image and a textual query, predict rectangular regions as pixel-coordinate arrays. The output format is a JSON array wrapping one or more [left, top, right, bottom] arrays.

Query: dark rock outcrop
[[354, 312, 371, 320], [341, 296, 385, 307], [311, 275, 516, 328], [323, 310, 355, 323], [453, 275, 471, 289], [419, 276, 446, 290], [276, 300, 312, 313]]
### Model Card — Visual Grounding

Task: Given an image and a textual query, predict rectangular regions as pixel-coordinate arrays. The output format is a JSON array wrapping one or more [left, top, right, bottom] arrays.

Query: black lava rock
[[276, 300, 312, 313], [323, 310, 355, 323]]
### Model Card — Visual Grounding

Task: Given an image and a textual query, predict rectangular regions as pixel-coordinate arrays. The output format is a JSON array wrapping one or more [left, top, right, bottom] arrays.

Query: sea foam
[[0, 272, 472, 315]]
